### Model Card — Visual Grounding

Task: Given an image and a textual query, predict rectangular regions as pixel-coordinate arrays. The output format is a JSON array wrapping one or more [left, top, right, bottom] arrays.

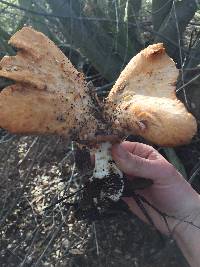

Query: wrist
[[173, 193, 200, 235], [173, 195, 200, 267]]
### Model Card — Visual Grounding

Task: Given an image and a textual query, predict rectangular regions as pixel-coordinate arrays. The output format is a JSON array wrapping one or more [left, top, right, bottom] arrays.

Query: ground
[[1, 132, 198, 267]]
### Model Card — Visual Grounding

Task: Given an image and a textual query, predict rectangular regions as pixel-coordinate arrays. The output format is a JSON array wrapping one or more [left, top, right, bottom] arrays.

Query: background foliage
[[0, 1, 200, 91]]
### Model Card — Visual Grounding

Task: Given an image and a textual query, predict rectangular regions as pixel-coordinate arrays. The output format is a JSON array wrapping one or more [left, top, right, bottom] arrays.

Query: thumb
[[112, 144, 158, 179]]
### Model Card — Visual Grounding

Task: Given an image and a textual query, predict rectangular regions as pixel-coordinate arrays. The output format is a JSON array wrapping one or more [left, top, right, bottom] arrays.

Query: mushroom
[[106, 43, 197, 147], [0, 28, 197, 207], [0, 27, 104, 142], [0, 27, 122, 204]]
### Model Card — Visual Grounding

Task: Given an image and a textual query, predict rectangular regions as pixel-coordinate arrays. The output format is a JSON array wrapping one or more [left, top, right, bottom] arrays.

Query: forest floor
[[1, 132, 199, 267]]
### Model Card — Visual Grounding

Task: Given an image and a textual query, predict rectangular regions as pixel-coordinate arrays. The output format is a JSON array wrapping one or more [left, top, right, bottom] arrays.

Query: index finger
[[118, 141, 162, 160]]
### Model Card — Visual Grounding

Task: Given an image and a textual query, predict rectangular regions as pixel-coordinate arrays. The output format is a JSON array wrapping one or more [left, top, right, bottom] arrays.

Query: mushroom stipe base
[[72, 175, 153, 222], [45, 174, 153, 222]]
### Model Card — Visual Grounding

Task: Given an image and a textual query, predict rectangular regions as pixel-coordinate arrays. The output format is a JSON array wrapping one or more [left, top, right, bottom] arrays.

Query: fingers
[[118, 141, 161, 160], [111, 142, 166, 179]]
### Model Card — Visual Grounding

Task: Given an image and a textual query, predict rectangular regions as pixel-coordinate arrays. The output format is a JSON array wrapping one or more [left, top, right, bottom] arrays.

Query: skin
[[111, 141, 200, 267]]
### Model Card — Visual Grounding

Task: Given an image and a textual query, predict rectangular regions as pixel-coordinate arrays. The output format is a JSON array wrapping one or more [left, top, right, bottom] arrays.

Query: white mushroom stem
[[93, 142, 122, 179], [92, 142, 124, 202]]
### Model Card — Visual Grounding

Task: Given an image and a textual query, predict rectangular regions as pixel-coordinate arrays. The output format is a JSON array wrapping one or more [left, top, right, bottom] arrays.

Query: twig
[[151, 0, 173, 15], [95, 82, 114, 92], [0, 132, 16, 144], [17, 137, 39, 167], [188, 161, 200, 184], [176, 73, 200, 93], [44, 186, 85, 211], [93, 222, 100, 256], [132, 192, 165, 244], [0, 137, 41, 227], [172, 1, 188, 107], [19, 223, 44, 267], [33, 203, 75, 267], [136, 193, 200, 231]]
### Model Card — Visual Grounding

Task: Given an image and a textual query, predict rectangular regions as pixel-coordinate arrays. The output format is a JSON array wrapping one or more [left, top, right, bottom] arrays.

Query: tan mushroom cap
[[0, 27, 103, 142], [106, 43, 197, 146]]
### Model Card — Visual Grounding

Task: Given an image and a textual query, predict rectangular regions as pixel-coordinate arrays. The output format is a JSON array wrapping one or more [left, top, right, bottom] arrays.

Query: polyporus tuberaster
[[0, 27, 122, 205], [0, 27, 105, 142], [106, 43, 197, 146], [0, 28, 197, 210]]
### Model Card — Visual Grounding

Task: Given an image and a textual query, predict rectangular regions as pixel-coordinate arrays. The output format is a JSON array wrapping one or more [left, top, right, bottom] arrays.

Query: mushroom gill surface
[[0, 27, 103, 142], [106, 43, 197, 146]]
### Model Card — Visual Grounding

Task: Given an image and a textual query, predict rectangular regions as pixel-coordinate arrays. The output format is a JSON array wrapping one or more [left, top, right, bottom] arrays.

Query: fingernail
[[114, 144, 128, 160]]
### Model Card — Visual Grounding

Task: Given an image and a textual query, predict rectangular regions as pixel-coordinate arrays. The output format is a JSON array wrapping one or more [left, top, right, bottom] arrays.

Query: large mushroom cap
[[106, 43, 197, 146], [0, 27, 103, 142], [0, 29, 197, 147]]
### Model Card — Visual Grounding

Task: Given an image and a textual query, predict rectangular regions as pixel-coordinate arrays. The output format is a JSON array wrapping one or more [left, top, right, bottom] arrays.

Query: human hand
[[112, 141, 200, 235]]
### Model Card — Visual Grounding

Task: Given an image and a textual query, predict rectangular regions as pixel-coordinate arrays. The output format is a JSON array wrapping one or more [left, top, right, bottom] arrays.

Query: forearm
[[174, 197, 200, 267]]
